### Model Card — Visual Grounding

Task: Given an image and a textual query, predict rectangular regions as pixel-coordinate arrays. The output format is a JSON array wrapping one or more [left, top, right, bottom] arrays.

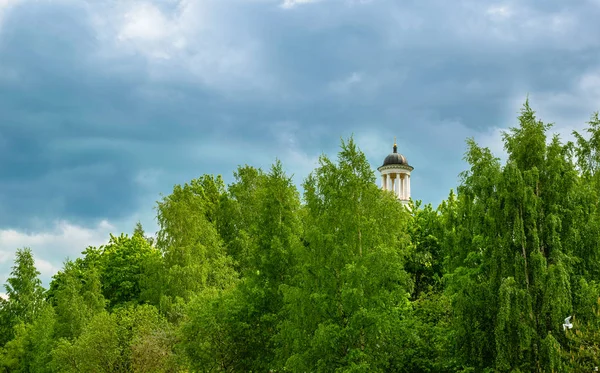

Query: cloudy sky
[[0, 0, 599, 289]]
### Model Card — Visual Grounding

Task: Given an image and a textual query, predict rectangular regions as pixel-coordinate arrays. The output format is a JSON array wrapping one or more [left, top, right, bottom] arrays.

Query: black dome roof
[[382, 144, 409, 166]]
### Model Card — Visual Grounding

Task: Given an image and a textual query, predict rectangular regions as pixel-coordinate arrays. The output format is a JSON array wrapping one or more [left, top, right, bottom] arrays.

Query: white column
[[407, 174, 411, 199], [381, 174, 385, 190], [402, 174, 406, 200], [391, 174, 395, 195], [398, 174, 403, 199], [397, 174, 402, 199]]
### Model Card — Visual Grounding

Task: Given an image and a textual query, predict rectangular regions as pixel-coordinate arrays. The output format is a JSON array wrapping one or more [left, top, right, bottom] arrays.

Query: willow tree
[[571, 113, 600, 280], [444, 101, 587, 371]]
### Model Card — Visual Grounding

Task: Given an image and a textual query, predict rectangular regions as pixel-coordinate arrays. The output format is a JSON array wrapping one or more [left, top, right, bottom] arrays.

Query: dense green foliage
[[2, 102, 600, 372]]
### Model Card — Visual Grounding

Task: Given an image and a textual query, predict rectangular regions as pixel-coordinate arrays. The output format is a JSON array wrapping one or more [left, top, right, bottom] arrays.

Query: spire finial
[[394, 136, 397, 147], [393, 137, 398, 153]]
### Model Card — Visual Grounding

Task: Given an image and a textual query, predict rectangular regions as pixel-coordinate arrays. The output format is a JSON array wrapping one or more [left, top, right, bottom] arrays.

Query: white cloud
[[486, 5, 512, 19], [280, 0, 321, 9], [0, 220, 114, 254], [104, 0, 275, 93], [0, 0, 19, 12], [0, 220, 116, 287], [0, 0, 18, 8], [0, 205, 160, 289], [119, 3, 170, 43], [36, 258, 60, 281], [116, 2, 174, 60], [0, 0, 20, 27]]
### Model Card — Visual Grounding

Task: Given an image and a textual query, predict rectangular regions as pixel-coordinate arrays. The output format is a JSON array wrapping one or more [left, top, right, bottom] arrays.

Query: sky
[[0, 0, 599, 290]]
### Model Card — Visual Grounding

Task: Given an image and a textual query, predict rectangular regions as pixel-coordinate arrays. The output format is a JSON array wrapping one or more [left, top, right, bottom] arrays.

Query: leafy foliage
[[2, 104, 600, 371], [0, 248, 45, 346]]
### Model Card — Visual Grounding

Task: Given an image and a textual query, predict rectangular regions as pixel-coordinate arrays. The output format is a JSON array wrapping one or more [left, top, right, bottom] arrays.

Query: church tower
[[377, 138, 413, 205]]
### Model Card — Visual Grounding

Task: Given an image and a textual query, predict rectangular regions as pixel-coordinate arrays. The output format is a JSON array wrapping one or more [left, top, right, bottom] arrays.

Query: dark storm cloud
[[0, 3, 142, 228], [0, 0, 598, 231]]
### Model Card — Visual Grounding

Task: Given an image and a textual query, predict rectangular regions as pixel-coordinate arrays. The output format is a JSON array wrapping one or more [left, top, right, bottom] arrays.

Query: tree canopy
[[2, 101, 600, 372]]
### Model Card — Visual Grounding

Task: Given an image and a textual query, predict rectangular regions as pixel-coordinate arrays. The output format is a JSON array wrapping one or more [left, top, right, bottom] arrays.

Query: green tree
[[0, 304, 55, 373], [52, 304, 177, 373], [134, 221, 155, 246], [155, 175, 237, 320], [442, 101, 589, 371], [180, 160, 303, 371], [406, 201, 444, 299], [49, 259, 106, 340], [51, 311, 121, 372], [217, 166, 267, 273], [0, 248, 45, 346], [276, 138, 412, 372], [561, 299, 600, 371], [100, 233, 162, 307]]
